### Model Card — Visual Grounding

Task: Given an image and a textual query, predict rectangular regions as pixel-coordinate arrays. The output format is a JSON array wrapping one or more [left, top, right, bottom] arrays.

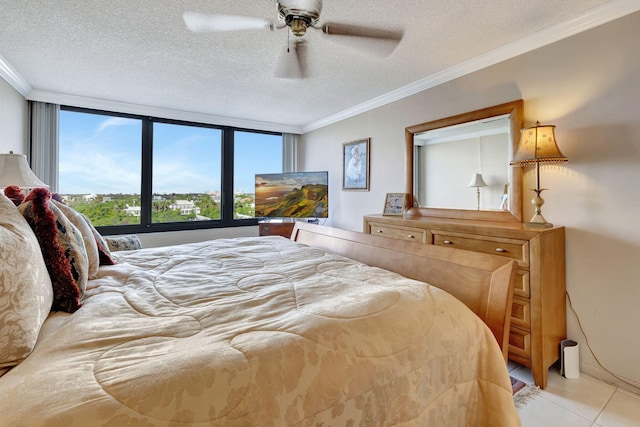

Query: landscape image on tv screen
[[255, 171, 328, 218]]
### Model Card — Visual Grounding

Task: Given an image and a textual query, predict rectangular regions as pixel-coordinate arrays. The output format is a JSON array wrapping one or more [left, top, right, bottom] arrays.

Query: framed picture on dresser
[[383, 193, 408, 216]]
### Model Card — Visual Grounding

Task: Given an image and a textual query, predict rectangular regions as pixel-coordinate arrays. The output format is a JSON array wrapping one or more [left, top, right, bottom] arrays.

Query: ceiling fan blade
[[321, 23, 403, 41], [320, 22, 403, 56], [183, 11, 272, 33], [274, 41, 306, 79]]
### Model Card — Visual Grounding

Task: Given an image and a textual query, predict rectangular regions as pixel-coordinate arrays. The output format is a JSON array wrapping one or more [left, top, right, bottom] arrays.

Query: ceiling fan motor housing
[[277, 0, 322, 36]]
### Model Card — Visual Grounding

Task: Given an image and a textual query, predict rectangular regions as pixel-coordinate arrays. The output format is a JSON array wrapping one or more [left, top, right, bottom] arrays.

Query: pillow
[[79, 213, 117, 265], [52, 200, 100, 279], [19, 188, 88, 313], [0, 193, 53, 368], [104, 234, 142, 252], [3, 185, 25, 206]]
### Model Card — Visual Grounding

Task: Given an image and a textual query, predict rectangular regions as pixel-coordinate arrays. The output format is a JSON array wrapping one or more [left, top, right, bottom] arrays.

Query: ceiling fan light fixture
[[183, 0, 403, 79], [289, 17, 308, 36]]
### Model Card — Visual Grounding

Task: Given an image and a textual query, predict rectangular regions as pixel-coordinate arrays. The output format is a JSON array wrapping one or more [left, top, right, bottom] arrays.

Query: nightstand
[[258, 221, 295, 238]]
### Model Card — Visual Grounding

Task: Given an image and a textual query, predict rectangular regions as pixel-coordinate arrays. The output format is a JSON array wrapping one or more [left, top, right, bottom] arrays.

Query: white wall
[[0, 78, 28, 154], [136, 225, 258, 248], [300, 12, 640, 391]]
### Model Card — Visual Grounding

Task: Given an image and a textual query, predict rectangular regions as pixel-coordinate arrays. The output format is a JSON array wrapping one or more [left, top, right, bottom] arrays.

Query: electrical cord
[[566, 290, 640, 392]]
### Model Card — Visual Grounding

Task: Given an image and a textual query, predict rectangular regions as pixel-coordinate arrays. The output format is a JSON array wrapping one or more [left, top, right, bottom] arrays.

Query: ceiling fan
[[183, 0, 403, 79]]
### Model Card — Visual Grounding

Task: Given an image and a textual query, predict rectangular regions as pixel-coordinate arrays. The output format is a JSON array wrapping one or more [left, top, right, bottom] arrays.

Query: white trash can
[[560, 339, 580, 379]]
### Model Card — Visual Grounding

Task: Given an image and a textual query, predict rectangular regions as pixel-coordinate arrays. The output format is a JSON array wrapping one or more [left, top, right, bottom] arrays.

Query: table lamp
[[0, 151, 49, 189], [467, 172, 487, 210], [510, 122, 567, 227]]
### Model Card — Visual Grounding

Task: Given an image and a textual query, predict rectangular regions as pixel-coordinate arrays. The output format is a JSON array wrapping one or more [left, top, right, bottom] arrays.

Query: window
[[152, 122, 222, 223], [59, 111, 142, 227], [234, 131, 283, 219], [58, 107, 283, 234]]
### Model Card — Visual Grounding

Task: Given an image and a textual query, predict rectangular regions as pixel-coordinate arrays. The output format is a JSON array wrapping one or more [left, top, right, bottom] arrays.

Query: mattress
[[0, 236, 519, 426]]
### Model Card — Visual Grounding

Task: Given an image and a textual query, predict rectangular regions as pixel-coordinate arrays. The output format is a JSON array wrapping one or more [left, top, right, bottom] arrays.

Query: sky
[[59, 110, 282, 195], [255, 171, 328, 189]]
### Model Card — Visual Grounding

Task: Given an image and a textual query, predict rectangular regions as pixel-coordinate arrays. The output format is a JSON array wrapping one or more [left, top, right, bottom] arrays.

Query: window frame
[[60, 105, 283, 235]]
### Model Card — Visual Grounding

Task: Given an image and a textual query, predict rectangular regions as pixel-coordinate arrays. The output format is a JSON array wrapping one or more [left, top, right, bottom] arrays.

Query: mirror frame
[[405, 99, 524, 223]]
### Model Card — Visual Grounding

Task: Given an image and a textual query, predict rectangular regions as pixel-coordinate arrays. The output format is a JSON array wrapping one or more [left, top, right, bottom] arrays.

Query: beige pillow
[[0, 193, 53, 368], [53, 200, 100, 279]]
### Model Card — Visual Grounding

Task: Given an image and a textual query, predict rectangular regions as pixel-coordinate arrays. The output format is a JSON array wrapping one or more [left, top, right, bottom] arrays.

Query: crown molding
[[26, 90, 303, 134], [0, 53, 32, 96], [301, 0, 640, 133]]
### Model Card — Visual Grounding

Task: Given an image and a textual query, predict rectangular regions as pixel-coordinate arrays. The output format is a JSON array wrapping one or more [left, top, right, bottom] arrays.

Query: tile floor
[[510, 363, 640, 426]]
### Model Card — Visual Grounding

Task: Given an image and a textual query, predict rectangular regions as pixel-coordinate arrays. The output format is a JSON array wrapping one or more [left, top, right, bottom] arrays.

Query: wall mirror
[[405, 100, 524, 222]]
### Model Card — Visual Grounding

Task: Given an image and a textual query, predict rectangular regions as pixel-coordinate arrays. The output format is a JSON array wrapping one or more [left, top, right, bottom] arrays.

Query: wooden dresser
[[363, 214, 565, 389]]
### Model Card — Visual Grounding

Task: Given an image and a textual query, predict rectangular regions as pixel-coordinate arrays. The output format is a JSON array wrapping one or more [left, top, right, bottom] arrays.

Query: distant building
[[124, 204, 141, 217], [169, 200, 201, 216]]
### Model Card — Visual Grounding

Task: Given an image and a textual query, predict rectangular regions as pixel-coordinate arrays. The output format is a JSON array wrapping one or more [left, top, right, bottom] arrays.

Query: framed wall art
[[383, 193, 408, 216], [342, 138, 370, 191]]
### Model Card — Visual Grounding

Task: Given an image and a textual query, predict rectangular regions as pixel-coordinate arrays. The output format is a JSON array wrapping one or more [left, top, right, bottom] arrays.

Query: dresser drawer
[[511, 296, 531, 329], [509, 327, 531, 360], [432, 231, 529, 268], [367, 222, 428, 243], [514, 270, 530, 298]]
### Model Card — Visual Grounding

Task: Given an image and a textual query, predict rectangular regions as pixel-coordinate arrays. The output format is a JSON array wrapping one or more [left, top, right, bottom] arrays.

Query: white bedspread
[[0, 236, 519, 426]]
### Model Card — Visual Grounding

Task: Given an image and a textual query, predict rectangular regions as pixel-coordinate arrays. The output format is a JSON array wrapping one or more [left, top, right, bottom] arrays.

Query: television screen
[[255, 171, 328, 218]]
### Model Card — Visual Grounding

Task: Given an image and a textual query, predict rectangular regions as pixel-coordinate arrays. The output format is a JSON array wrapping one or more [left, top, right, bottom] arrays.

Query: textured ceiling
[[0, 0, 636, 133]]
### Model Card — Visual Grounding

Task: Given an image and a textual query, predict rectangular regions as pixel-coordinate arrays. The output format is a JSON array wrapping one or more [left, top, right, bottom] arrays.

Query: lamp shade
[[510, 122, 568, 166], [467, 172, 487, 188], [0, 152, 49, 188]]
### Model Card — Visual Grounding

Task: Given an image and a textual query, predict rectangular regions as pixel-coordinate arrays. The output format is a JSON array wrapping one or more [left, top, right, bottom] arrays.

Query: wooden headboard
[[291, 222, 516, 360]]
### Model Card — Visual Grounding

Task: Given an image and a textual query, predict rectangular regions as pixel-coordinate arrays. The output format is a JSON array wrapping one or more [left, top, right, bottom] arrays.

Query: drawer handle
[[377, 230, 383, 233], [443, 240, 452, 245], [407, 234, 415, 239], [495, 248, 506, 253]]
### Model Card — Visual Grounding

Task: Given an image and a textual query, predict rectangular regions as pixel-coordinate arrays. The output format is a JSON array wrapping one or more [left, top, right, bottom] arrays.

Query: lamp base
[[525, 221, 553, 228], [526, 188, 554, 228], [525, 213, 553, 228]]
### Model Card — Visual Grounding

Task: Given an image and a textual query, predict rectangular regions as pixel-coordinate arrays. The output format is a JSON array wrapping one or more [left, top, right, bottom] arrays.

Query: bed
[[0, 190, 520, 426]]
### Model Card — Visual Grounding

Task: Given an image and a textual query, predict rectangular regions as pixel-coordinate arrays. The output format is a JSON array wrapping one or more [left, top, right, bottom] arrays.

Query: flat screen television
[[255, 171, 328, 219]]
